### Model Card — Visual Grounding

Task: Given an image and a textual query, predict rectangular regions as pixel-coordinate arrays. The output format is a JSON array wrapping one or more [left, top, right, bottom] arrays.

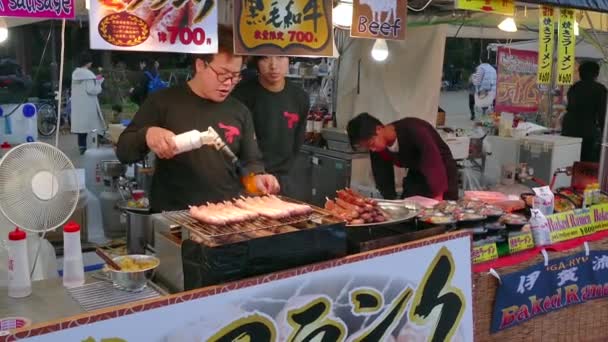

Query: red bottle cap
[[64, 221, 80, 233], [8, 227, 26, 241], [1, 142, 11, 149]]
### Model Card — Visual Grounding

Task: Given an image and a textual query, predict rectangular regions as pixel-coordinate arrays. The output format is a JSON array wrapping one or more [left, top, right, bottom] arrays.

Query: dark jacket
[[370, 117, 459, 200]]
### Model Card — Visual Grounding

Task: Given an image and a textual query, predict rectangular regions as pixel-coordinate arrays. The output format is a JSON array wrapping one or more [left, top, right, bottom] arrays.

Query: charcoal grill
[[155, 198, 347, 290]]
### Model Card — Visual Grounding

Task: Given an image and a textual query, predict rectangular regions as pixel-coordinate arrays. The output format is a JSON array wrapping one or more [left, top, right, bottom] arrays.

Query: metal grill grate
[[67, 281, 162, 312]]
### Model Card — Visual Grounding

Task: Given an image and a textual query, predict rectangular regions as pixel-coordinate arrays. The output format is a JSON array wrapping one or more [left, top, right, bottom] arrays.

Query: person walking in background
[[130, 59, 150, 106], [562, 61, 608, 162], [71, 52, 105, 154], [472, 55, 497, 116], [468, 71, 476, 120]]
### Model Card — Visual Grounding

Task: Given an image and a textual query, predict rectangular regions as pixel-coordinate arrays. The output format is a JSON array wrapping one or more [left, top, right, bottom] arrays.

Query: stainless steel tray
[[347, 200, 421, 228]]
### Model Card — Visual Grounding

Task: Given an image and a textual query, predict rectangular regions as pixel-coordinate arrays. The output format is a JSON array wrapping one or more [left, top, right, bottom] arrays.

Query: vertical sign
[[350, 0, 407, 41], [455, 0, 515, 15], [557, 8, 576, 85], [89, 0, 218, 53], [537, 6, 555, 84], [234, 0, 333, 57]]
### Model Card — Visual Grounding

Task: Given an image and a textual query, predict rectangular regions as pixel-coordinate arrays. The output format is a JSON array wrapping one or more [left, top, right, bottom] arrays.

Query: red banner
[[495, 47, 541, 113]]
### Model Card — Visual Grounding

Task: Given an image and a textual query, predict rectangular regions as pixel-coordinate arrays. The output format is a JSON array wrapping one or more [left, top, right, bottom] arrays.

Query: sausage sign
[[7, 233, 473, 341], [89, 0, 217, 53]]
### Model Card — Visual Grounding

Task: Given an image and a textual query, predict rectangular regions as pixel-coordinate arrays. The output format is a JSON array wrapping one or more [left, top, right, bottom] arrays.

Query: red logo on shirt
[[218, 123, 240, 144], [283, 112, 300, 129]]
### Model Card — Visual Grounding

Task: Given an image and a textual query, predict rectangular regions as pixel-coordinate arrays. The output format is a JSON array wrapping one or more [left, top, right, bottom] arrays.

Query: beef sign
[[351, 0, 408, 40]]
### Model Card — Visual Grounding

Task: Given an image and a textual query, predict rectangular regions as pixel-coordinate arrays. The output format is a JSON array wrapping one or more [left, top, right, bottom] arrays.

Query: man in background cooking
[[232, 56, 310, 196], [347, 113, 458, 201], [116, 25, 279, 213]]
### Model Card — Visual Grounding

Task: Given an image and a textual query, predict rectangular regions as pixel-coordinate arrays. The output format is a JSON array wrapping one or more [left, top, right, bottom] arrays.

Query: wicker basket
[[474, 238, 608, 341]]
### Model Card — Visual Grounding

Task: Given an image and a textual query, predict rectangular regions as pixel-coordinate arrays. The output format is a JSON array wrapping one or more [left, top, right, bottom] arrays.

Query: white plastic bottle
[[62, 221, 85, 288], [8, 227, 32, 298], [173, 130, 203, 154]]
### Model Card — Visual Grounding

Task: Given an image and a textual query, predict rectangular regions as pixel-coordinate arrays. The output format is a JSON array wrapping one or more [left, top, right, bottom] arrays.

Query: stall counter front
[[2, 232, 474, 342]]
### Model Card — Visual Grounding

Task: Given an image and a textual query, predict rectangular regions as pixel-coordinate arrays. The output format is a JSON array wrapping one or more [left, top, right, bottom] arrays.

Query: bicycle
[[37, 89, 70, 137]]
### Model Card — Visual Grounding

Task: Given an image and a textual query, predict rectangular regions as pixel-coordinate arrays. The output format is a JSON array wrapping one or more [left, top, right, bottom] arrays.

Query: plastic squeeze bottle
[[62, 221, 85, 288], [8, 227, 31, 298], [241, 173, 264, 195]]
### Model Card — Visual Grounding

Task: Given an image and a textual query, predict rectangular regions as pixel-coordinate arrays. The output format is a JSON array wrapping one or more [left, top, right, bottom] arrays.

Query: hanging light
[[333, 1, 353, 29], [371, 39, 389, 62], [498, 17, 518, 33], [0, 19, 8, 44], [574, 20, 580, 36]]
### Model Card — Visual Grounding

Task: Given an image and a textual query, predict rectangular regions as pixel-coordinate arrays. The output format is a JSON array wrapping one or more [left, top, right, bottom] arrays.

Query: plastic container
[[0, 104, 37, 144], [7, 228, 31, 298], [62, 222, 85, 288]]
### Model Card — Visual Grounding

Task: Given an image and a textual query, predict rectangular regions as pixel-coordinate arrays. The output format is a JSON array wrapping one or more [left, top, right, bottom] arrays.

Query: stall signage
[[509, 232, 535, 254], [537, 5, 555, 84], [492, 249, 608, 332], [455, 0, 515, 15], [89, 0, 218, 53], [495, 47, 541, 113], [0, 0, 75, 19], [546, 205, 608, 244], [473, 242, 499, 264], [556, 7, 576, 85], [350, 0, 407, 41], [8, 234, 474, 342], [234, 0, 333, 57]]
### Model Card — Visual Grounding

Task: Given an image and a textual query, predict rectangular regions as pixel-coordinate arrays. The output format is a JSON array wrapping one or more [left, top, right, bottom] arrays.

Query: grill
[[162, 203, 339, 247], [67, 280, 163, 312]]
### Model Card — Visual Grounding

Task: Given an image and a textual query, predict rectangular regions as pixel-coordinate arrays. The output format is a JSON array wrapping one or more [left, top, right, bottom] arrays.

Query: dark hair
[[480, 54, 490, 64], [346, 112, 384, 147], [579, 61, 600, 81], [250, 55, 289, 70], [192, 24, 242, 68], [78, 52, 93, 67]]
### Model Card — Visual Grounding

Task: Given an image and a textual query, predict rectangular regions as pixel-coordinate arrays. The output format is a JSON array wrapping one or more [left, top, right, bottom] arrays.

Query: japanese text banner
[[557, 8, 576, 85], [234, 0, 333, 57], [492, 249, 608, 332], [455, 0, 515, 15], [495, 47, 541, 113], [89, 0, 218, 53], [537, 6, 555, 85], [0, 0, 75, 19]]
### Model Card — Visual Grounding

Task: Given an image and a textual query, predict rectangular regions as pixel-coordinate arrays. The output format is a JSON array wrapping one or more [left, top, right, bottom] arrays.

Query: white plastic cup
[[62, 222, 85, 288], [7, 228, 31, 298]]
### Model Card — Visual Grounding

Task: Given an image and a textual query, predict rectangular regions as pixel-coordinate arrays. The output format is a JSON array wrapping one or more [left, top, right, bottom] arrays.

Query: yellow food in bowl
[[114, 256, 158, 272]]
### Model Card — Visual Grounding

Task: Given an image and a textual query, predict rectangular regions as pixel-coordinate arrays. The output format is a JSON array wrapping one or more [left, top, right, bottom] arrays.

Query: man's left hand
[[254, 174, 281, 195]]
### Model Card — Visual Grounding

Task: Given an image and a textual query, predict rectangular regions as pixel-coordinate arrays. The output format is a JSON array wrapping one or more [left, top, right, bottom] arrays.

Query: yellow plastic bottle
[[583, 184, 594, 208], [592, 183, 601, 205], [241, 173, 263, 195]]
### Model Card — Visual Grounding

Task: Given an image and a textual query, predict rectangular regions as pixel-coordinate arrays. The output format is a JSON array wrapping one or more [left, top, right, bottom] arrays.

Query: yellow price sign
[[591, 203, 608, 232], [557, 8, 576, 85], [234, 0, 333, 57], [537, 6, 555, 84], [456, 0, 515, 15], [508, 232, 535, 254], [472, 243, 499, 264]]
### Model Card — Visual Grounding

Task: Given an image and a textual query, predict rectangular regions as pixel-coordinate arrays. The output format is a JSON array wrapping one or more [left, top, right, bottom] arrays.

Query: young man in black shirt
[[116, 25, 279, 212], [232, 56, 310, 195]]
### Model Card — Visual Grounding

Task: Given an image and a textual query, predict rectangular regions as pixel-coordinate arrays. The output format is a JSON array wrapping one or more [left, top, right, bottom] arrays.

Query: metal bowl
[[107, 255, 159, 292]]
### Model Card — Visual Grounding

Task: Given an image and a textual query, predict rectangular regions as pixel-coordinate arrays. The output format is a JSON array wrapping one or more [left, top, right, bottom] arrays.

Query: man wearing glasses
[[116, 25, 280, 212], [232, 56, 310, 196]]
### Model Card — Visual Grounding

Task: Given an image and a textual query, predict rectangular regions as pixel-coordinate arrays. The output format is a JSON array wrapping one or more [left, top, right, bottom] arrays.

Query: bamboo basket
[[474, 238, 608, 341]]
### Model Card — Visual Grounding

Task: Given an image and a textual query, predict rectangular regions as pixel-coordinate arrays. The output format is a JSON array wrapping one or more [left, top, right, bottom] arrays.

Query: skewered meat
[[325, 189, 388, 225]]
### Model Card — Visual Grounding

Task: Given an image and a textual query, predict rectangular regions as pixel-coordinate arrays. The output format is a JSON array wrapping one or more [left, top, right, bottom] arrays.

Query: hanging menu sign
[[350, 0, 407, 41], [234, 0, 333, 57], [0, 0, 75, 19], [537, 6, 555, 84], [455, 0, 515, 15], [556, 8, 576, 85]]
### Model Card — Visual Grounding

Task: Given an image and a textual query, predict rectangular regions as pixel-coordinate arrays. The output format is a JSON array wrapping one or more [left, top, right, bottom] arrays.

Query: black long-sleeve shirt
[[232, 79, 310, 175], [370, 118, 459, 200], [563, 80, 607, 138], [116, 85, 264, 212]]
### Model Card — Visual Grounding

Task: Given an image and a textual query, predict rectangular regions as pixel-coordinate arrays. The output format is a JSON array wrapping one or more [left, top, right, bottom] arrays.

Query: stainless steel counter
[[0, 278, 84, 325]]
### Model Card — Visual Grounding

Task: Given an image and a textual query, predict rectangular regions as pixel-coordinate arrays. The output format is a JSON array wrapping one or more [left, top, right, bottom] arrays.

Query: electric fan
[[0, 142, 79, 234]]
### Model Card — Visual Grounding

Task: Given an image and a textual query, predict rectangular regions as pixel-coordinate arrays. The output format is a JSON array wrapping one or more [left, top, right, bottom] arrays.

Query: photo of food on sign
[[89, 0, 218, 53], [234, 0, 333, 57]]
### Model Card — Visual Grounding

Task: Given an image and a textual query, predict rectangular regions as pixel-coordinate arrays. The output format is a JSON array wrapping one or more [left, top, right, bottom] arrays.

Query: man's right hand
[[145, 127, 177, 159]]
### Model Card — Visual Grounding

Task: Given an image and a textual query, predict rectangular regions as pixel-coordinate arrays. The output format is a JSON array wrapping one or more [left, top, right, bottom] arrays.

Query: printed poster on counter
[[492, 249, 608, 332], [234, 0, 333, 57], [9, 234, 474, 342], [89, 0, 217, 53], [0, 0, 75, 19], [495, 47, 541, 113], [350, 0, 407, 41]]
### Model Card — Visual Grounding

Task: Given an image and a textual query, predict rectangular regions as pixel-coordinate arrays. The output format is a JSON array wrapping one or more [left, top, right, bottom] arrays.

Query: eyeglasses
[[204, 61, 241, 83]]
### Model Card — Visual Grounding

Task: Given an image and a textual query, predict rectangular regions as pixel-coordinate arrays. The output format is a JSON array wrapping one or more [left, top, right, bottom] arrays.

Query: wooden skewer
[[95, 248, 122, 271]]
